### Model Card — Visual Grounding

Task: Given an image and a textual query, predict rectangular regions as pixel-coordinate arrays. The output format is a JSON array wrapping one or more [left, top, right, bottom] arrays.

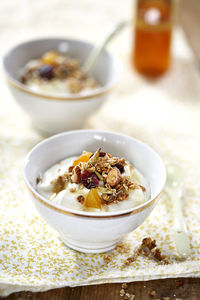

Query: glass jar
[[132, 0, 176, 77]]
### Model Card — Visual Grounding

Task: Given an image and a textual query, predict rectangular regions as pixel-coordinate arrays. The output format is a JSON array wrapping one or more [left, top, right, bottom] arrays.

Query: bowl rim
[[3, 37, 122, 101], [23, 129, 166, 218]]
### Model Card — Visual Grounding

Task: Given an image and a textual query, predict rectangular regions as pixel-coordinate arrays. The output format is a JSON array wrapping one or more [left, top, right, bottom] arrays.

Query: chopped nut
[[120, 289, 125, 297], [71, 166, 81, 183], [36, 177, 40, 184], [149, 290, 156, 297], [68, 165, 74, 173], [77, 195, 85, 204], [107, 167, 122, 187], [70, 188, 76, 193], [130, 295, 135, 300], [162, 297, 170, 300], [103, 255, 112, 263]]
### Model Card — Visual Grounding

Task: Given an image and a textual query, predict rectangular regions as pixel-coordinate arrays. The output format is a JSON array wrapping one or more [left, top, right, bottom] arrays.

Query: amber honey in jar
[[132, 0, 174, 77]]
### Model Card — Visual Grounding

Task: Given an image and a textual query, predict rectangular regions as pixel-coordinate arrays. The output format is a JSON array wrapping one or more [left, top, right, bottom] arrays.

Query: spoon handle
[[166, 188, 191, 259], [82, 20, 128, 74]]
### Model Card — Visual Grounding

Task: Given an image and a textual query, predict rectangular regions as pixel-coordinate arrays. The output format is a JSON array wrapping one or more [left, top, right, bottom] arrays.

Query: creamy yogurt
[[37, 156, 150, 212], [26, 78, 97, 96]]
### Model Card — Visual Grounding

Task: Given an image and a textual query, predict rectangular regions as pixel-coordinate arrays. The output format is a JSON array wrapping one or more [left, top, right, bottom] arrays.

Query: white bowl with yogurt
[[23, 130, 166, 253], [3, 38, 122, 135]]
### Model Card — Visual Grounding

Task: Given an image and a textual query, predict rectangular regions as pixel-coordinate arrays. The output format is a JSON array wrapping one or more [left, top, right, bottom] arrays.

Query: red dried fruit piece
[[80, 170, 99, 189]]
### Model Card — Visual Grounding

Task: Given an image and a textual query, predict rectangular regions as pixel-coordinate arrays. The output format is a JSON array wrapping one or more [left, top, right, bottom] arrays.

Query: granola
[[37, 148, 150, 212], [20, 50, 99, 95], [125, 237, 170, 266]]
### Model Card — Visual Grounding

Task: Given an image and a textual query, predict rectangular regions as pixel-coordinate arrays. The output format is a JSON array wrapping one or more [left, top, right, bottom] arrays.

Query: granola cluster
[[125, 237, 169, 266], [51, 148, 145, 208], [20, 50, 98, 94]]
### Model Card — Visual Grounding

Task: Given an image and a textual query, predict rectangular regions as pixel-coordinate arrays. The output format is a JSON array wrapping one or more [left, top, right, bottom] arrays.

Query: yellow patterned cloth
[[0, 0, 200, 297]]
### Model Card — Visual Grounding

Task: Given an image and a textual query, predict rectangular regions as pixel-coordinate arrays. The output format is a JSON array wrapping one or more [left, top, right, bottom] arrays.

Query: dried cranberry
[[80, 170, 99, 189], [113, 163, 124, 173], [39, 64, 54, 80]]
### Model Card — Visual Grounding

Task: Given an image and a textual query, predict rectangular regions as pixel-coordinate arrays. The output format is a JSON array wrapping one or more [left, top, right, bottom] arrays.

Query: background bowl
[[23, 130, 166, 253], [3, 38, 122, 135]]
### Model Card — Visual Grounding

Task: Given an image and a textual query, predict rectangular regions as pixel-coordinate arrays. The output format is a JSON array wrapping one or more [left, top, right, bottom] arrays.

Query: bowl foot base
[[60, 236, 121, 253]]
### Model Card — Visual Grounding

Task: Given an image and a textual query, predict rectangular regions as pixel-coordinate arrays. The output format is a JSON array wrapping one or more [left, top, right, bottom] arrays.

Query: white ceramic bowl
[[23, 130, 166, 253], [3, 38, 121, 135]]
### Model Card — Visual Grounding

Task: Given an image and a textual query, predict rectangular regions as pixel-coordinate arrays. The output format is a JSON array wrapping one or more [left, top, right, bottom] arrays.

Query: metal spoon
[[82, 20, 128, 75], [165, 164, 190, 259]]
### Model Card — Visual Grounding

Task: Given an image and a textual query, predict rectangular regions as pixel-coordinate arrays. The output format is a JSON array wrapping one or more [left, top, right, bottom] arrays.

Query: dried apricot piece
[[42, 51, 60, 66], [85, 188, 101, 209], [73, 152, 93, 166]]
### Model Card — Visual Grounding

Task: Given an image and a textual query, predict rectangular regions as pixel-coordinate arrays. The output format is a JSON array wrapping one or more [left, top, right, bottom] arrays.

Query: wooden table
[[4, 1, 200, 299], [5, 278, 200, 299]]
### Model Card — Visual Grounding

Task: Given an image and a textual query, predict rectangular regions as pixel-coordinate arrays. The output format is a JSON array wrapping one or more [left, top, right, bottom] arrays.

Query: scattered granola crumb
[[121, 283, 128, 289], [124, 237, 170, 266], [149, 290, 156, 297], [139, 237, 169, 264], [103, 255, 112, 263], [125, 292, 130, 299], [175, 298, 182, 300], [119, 283, 135, 300], [115, 243, 130, 254], [120, 289, 125, 297], [124, 292, 135, 300], [175, 279, 183, 287], [162, 297, 170, 300], [125, 249, 139, 265], [36, 177, 40, 184]]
